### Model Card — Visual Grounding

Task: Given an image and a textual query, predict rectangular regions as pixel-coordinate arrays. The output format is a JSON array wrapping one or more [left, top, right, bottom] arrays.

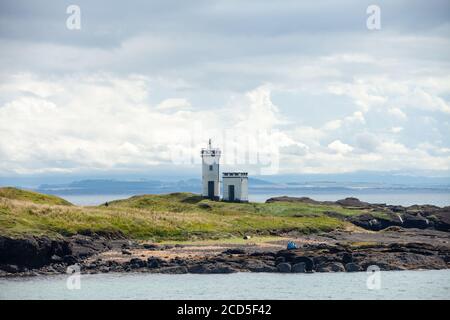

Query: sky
[[0, 0, 449, 179]]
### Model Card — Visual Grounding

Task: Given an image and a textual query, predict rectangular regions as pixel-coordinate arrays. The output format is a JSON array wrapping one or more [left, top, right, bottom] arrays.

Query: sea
[[1, 270, 449, 300]]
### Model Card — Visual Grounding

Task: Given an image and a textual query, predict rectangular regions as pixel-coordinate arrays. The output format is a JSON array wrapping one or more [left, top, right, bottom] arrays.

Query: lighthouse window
[[209, 165, 213, 171]]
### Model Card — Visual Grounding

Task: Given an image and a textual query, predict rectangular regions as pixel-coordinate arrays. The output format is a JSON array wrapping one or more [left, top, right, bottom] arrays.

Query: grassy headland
[[0, 188, 370, 241]]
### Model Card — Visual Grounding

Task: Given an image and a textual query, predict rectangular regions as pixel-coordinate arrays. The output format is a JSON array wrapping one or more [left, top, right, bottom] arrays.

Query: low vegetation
[[0, 189, 370, 241], [0, 187, 72, 206]]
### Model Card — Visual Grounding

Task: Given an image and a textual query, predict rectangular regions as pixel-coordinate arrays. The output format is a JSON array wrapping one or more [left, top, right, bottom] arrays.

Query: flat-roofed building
[[222, 172, 248, 202]]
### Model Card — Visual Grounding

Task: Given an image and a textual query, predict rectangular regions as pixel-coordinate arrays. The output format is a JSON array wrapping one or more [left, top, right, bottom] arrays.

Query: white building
[[222, 172, 248, 202], [201, 139, 221, 200]]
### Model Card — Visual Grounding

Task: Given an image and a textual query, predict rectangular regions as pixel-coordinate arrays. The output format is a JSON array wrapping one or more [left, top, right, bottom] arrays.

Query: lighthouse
[[201, 139, 221, 200]]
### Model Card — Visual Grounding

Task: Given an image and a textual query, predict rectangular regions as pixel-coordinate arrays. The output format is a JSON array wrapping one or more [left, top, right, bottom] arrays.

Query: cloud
[[391, 127, 403, 133], [388, 108, 407, 120], [0, 1, 449, 176], [355, 133, 379, 152], [156, 98, 191, 110], [328, 140, 353, 154]]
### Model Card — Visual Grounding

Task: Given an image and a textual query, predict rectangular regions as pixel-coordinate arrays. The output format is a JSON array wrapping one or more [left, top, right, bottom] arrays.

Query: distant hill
[[37, 179, 202, 195], [35, 178, 277, 195]]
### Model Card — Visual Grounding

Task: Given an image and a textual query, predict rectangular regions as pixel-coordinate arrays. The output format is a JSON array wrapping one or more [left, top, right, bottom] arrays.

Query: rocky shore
[[1, 196, 449, 277], [1, 227, 449, 277], [267, 196, 450, 232]]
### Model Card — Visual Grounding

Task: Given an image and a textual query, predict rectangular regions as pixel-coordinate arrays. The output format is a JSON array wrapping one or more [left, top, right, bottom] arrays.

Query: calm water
[[1, 270, 449, 300], [62, 191, 450, 207]]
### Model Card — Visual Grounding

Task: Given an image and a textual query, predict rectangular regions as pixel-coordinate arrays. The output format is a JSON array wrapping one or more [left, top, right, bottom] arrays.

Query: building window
[[209, 165, 213, 171]]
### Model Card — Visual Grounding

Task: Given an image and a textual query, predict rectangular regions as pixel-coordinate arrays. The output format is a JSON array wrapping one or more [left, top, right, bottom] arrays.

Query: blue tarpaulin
[[287, 241, 298, 250]]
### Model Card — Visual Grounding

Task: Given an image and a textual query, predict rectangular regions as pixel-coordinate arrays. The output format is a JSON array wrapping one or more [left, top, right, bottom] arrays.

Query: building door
[[208, 181, 215, 199], [228, 185, 235, 202]]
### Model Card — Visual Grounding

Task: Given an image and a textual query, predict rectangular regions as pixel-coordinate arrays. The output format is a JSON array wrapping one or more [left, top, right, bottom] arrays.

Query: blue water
[[1, 270, 449, 300]]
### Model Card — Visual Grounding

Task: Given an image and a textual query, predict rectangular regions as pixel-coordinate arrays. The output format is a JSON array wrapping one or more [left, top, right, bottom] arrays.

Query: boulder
[[341, 252, 353, 264], [292, 262, 306, 273], [99, 266, 110, 273], [293, 256, 314, 272], [147, 257, 164, 269], [277, 262, 292, 273], [345, 263, 362, 272], [329, 262, 345, 272], [275, 256, 286, 264], [245, 260, 277, 272], [402, 214, 431, 229], [129, 258, 146, 268]]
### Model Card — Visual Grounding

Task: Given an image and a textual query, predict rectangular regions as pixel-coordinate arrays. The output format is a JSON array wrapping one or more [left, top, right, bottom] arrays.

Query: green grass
[[109, 192, 363, 217], [0, 187, 72, 206], [0, 190, 370, 241]]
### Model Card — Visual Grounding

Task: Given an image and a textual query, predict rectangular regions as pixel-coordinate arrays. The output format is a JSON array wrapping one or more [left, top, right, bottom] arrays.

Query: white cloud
[[156, 98, 191, 110], [388, 108, 407, 120], [391, 127, 403, 133], [345, 111, 365, 124], [328, 140, 353, 154], [323, 119, 342, 131]]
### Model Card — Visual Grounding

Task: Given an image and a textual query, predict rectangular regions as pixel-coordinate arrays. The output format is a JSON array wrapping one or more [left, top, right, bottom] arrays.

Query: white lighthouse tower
[[201, 139, 221, 200]]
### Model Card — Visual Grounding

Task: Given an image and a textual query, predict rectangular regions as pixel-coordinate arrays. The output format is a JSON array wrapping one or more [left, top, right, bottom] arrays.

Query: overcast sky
[[0, 0, 449, 177]]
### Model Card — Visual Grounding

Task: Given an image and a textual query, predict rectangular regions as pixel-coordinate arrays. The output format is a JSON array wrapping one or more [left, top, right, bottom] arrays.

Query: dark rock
[[129, 258, 146, 268], [245, 260, 276, 272], [143, 244, 160, 250], [348, 214, 400, 231], [433, 208, 450, 232], [147, 257, 164, 268], [277, 262, 291, 273], [1, 264, 20, 273], [222, 248, 245, 255], [316, 264, 331, 272], [50, 255, 63, 263], [345, 263, 362, 272], [188, 263, 238, 274], [329, 262, 345, 272], [121, 249, 132, 255], [160, 266, 188, 274], [63, 255, 78, 265], [265, 196, 320, 205], [341, 252, 353, 264], [0, 236, 72, 269], [292, 262, 306, 273], [99, 266, 110, 273], [293, 256, 314, 272], [275, 256, 286, 264], [402, 214, 431, 229], [335, 197, 369, 207]]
